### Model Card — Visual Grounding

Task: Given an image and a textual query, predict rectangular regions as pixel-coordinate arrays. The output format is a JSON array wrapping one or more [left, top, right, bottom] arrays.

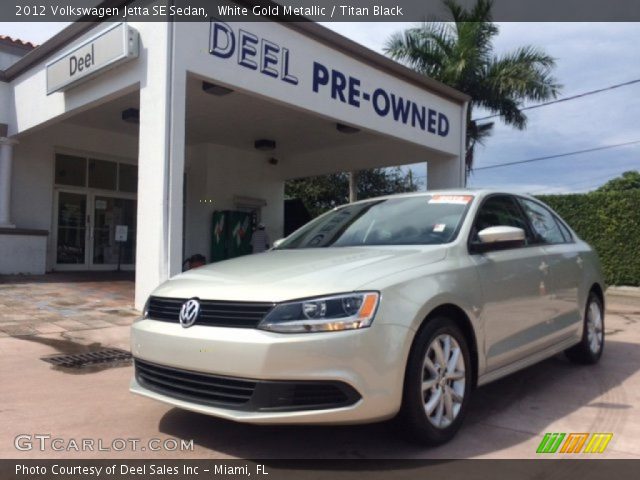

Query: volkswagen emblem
[[179, 298, 201, 328]]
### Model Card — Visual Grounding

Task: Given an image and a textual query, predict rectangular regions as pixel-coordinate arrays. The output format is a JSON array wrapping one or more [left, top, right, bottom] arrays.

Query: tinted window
[[119, 163, 138, 193], [88, 159, 117, 190], [55, 154, 86, 187], [277, 195, 473, 249], [556, 218, 573, 242], [519, 198, 566, 244], [471, 195, 532, 244]]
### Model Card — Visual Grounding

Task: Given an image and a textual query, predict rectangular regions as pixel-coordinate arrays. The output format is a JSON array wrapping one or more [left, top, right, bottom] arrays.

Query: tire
[[565, 293, 605, 364], [399, 316, 473, 445]]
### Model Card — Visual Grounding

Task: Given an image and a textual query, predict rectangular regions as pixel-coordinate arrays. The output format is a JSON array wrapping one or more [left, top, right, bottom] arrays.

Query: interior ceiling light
[[121, 108, 139, 124], [254, 139, 276, 151], [336, 123, 360, 134], [202, 81, 234, 96]]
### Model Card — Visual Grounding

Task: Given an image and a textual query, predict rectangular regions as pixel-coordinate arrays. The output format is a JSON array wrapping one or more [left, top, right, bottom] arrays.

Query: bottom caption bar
[[1, 459, 639, 480]]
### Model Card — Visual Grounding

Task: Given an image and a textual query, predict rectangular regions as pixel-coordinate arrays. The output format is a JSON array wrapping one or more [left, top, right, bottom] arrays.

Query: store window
[[93, 196, 137, 265], [54, 154, 137, 193], [55, 154, 86, 187], [56, 191, 87, 264], [88, 159, 118, 190], [119, 163, 138, 193]]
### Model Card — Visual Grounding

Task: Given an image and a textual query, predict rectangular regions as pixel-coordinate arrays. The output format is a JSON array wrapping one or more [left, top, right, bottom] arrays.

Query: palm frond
[[475, 46, 560, 128], [384, 22, 456, 77], [485, 46, 561, 102], [383, 0, 561, 175]]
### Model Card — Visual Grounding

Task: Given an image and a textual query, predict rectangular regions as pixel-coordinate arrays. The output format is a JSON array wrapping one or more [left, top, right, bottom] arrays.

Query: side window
[[471, 195, 532, 245], [556, 219, 573, 242], [519, 198, 566, 244]]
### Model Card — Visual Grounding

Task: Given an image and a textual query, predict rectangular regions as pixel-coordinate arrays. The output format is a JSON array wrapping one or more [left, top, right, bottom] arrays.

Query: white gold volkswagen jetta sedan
[[130, 190, 605, 445]]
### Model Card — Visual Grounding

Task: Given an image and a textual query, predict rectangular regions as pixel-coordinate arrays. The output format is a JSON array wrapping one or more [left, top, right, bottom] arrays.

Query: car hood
[[152, 246, 448, 302]]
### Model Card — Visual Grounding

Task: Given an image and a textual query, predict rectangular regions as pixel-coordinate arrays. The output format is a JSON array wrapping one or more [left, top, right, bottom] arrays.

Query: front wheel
[[565, 293, 605, 364], [399, 317, 472, 445]]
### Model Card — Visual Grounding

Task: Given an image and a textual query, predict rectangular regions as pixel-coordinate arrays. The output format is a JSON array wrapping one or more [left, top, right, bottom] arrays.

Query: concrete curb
[[607, 286, 640, 297]]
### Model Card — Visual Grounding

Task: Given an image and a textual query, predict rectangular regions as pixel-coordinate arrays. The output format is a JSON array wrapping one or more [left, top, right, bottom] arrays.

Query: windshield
[[277, 195, 473, 249]]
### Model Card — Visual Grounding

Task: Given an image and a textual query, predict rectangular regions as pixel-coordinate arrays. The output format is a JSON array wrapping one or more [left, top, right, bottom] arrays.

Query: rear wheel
[[399, 316, 472, 445], [565, 293, 604, 364]]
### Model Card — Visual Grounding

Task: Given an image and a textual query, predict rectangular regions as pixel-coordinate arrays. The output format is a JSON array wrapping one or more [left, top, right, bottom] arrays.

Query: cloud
[[319, 22, 413, 54], [324, 22, 640, 193]]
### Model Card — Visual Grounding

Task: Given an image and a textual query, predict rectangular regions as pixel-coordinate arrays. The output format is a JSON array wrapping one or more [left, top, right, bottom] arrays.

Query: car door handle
[[576, 256, 583, 268], [539, 261, 549, 274]]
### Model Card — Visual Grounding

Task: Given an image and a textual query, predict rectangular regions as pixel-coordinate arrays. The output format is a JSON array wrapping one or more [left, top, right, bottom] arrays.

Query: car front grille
[[134, 359, 361, 412], [135, 359, 256, 406], [147, 296, 274, 328]]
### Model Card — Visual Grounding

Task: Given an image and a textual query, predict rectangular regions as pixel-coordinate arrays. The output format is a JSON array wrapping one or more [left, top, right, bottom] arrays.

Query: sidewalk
[[0, 272, 138, 337]]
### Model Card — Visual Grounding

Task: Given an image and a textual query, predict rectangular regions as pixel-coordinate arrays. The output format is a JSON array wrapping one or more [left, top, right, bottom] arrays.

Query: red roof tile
[[0, 35, 37, 50]]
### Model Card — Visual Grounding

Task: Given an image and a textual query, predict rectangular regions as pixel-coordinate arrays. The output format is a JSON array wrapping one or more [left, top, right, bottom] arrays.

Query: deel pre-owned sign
[[207, 20, 458, 152], [46, 23, 139, 95]]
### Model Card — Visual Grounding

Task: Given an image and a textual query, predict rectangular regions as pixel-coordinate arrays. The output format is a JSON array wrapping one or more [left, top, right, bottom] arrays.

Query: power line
[[402, 140, 639, 179], [473, 78, 640, 122], [474, 139, 640, 171], [410, 168, 628, 188]]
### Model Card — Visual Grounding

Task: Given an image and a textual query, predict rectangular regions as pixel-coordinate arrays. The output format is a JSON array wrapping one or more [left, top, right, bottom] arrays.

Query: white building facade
[[0, 11, 469, 309]]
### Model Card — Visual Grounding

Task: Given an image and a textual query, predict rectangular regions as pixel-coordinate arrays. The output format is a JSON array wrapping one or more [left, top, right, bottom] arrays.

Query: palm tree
[[384, 0, 561, 175]]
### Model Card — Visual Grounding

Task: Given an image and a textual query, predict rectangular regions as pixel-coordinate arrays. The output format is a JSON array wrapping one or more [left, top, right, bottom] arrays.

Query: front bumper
[[130, 318, 412, 424]]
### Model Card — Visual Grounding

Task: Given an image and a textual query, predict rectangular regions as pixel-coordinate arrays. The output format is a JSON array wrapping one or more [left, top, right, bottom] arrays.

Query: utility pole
[[349, 171, 358, 202]]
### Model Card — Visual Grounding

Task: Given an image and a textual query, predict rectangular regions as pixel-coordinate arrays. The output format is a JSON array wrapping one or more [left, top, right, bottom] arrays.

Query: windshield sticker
[[433, 224, 446, 233], [429, 195, 473, 205]]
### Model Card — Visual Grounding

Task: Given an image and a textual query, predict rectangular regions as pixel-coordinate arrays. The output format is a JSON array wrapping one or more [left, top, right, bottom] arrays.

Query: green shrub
[[538, 191, 640, 286]]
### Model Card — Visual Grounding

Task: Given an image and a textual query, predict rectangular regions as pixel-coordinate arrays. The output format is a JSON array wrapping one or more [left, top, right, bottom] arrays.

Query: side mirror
[[272, 238, 285, 249], [471, 226, 525, 253]]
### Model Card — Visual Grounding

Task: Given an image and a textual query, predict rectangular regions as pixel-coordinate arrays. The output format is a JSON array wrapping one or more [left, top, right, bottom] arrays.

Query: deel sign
[[69, 44, 95, 76], [209, 21, 299, 85]]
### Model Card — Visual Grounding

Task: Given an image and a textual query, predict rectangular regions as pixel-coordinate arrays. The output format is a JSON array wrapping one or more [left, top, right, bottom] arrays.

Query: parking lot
[[1, 274, 639, 459]]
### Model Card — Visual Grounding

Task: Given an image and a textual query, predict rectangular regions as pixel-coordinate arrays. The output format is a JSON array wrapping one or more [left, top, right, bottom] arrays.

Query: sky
[[323, 22, 640, 193], [1, 21, 639, 194]]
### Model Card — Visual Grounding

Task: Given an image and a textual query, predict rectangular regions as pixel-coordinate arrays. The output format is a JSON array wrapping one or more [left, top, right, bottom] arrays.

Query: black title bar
[[4, 0, 640, 22]]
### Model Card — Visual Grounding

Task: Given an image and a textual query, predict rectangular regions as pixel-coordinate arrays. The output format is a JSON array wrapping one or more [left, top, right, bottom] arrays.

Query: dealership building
[[0, 15, 469, 309]]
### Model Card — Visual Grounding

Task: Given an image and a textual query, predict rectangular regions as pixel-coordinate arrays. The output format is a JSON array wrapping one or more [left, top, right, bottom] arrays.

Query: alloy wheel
[[587, 301, 604, 354], [421, 334, 466, 429]]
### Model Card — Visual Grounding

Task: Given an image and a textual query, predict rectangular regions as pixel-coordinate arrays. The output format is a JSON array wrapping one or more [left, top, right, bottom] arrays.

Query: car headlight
[[258, 292, 379, 333]]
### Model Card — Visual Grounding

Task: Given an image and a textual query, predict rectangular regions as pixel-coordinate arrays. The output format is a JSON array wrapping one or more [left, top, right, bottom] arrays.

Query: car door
[[469, 194, 552, 371], [518, 197, 583, 346]]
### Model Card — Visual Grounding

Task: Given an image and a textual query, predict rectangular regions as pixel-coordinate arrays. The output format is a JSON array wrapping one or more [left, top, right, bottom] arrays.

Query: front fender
[[366, 258, 486, 376]]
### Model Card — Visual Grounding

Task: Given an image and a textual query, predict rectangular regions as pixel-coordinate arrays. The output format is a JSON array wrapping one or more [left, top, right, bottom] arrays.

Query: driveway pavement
[[0, 272, 137, 337], [0, 274, 639, 459]]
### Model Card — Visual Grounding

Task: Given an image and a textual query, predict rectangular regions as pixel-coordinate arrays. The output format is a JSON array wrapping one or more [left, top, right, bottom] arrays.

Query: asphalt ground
[[1, 274, 638, 459]]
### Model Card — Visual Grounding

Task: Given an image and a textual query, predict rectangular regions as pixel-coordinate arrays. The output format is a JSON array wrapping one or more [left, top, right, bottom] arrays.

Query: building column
[[0, 137, 18, 228], [427, 158, 464, 189], [428, 102, 467, 190], [134, 22, 187, 310]]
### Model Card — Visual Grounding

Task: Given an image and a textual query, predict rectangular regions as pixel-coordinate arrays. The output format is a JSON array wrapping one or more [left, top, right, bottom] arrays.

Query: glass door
[[55, 191, 89, 269], [90, 195, 137, 269]]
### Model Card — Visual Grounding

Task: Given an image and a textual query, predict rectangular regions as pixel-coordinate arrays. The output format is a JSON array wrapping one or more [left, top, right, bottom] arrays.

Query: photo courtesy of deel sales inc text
[[0, 0, 639, 479]]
